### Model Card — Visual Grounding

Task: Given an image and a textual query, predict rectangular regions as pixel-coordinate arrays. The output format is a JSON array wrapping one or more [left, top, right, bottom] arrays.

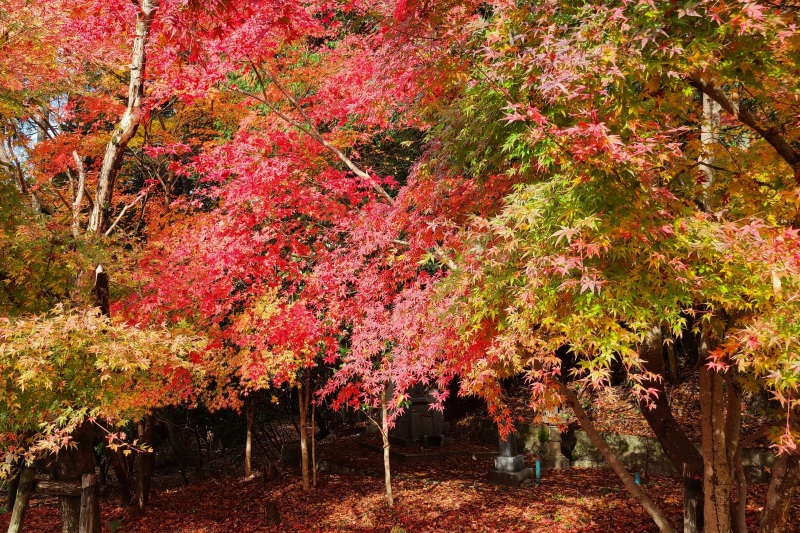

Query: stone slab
[[487, 467, 534, 487]]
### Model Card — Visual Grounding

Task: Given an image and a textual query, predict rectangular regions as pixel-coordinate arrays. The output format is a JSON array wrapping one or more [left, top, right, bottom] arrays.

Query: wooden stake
[[78, 474, 99, 533]]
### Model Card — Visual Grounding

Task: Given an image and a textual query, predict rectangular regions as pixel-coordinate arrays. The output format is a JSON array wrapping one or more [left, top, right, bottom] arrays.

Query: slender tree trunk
[[69, 152, 87, 238], [164, 413, 188, 484], [683, 469, 703, 533], [135, 415, 155, 509], [758, 406, 800, 533], [87, 0, 158, 234], [557, 380, 675, 533], [93, 265, 110, 317], [6, 462, 20, 512], [193, 429, 204, 477], [298, 378, 310, 491], [380, 387, 394, 506], [95, 266, 137, 505], [245, 397, 253, 478], [724, 375, 746, 533], [637, 325, 703, 533], [6, 467, 35, 533], [639, 326, 703, 533], [108, 448, 133, 505], [699, 330, 732, 533], [731, 445, 747, 533], [311, 398, 316, 487]]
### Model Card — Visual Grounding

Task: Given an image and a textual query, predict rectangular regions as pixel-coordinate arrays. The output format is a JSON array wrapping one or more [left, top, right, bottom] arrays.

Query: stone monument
[[389, 384, 445, 447], [487, 434, 533, 487], [541, 424, 570, 470]]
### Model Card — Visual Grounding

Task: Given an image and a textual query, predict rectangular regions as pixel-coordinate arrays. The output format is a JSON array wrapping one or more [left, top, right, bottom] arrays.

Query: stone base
[[541, 454, 570, 470], [487, 467, 534, 487]]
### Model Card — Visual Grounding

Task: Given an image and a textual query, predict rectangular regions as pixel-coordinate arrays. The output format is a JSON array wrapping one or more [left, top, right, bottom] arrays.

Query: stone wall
[[475, 418, 776, 482]]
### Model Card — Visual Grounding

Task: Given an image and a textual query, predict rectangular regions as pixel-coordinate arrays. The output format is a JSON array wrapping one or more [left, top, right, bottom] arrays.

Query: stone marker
[[541, 425, 570, 470], [487, 434, 533, 487], [390, 383, 445, 448]]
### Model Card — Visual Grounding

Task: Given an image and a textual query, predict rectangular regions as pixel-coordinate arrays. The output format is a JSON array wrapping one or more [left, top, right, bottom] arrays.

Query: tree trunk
[[164, 413, 189, 484], [758, 452, 800, 533], [54, 422, 97, 533], [93, 265, 110, 316], [731, 444, 747, 533], [6, 467, 35, 533], [557, 380, 675, 533], [637, 325, 703, 532], [298, 378, 310, 491], [380, 387, 394, 506], [6, 462, 20, 512], [724, 375, 746, 533], [108, 448, 133, 506], [87, 0, 158, 234], [311, 397, 316, 488], [699, 330, 732, 533], [245, 397, 253, 478], [69, 152, 87, 238], [135, 415, 155, 509], [758, 406, 800, 533]]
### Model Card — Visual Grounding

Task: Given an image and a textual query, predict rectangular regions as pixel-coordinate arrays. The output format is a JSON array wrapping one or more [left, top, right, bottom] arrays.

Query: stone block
[[541, 454, 570, 470], [499, 435, 518, 457], [280, 442, 301, 466], [487, 467, 534, 487], [494, 455, 525, 472]]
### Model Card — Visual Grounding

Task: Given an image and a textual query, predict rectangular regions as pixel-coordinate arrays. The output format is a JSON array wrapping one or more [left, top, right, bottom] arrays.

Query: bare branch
[[104, 189, 149, 237], [244, 62, 396, 205]]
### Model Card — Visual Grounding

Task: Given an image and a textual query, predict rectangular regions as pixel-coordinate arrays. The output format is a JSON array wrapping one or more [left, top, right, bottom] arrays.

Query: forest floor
[[2, 431, 799, 533]]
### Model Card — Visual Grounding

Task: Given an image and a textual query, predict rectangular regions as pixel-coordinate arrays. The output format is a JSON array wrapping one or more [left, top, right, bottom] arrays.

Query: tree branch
[[689, 74, 800, 183]]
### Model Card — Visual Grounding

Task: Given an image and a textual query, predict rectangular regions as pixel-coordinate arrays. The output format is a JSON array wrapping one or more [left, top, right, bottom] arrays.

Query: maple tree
[[2, 1, 800, 532], [424, 2, 800, 532]]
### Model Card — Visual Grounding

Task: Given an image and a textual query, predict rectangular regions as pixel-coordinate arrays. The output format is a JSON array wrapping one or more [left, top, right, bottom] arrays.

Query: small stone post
[[541, 425, 570, 470]]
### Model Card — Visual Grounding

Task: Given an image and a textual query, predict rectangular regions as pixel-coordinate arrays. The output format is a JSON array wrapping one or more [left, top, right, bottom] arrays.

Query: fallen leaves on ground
[[2, 435, 798, 532]]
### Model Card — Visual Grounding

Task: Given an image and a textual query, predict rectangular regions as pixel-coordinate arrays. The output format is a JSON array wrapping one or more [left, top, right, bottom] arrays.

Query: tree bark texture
[[381, 387, 394, 506], [6, 467, 35, 533], [245, 397, 253, 478], [87, 0, 158, 233], [298, 379, 310, 491], [69, 152, 87, 237], [758, 406, 800, 533], [699, 329, 732, 533], [311, 398, 316, 488], [5, 462, 20, 512], [135, 415, 155, 509]]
